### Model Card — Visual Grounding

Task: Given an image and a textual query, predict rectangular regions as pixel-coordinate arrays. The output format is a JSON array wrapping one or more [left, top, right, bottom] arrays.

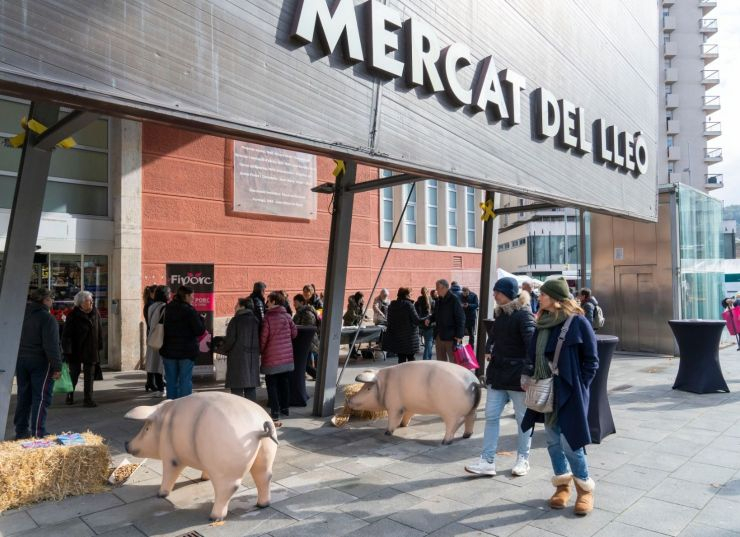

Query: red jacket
[[260, 306, 298, 374]]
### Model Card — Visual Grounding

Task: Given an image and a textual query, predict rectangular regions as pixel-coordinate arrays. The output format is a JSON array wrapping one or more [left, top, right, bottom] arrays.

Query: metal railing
[[699, 18, 718, 30], [705, 148, 722, 159], [703, 95, 720, 107], [701, 69, 719, 82], [701, 43, 719, 56], [704, 121, 721, 133], [705, 174, 723, 185]]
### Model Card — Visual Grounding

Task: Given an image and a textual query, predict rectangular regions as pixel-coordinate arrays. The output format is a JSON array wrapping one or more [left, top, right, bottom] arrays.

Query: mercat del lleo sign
[[291, 0, 649, 177]]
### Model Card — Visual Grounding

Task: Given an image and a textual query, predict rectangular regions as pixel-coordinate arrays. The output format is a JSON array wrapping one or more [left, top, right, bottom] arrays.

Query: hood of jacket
[[494, 290, 531, 317]]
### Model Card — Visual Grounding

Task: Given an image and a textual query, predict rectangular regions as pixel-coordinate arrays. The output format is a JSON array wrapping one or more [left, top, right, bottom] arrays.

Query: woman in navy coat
[[521, 277, 598, 516]]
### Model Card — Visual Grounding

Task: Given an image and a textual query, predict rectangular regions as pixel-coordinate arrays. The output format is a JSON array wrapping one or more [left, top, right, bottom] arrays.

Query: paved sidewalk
[[2, 346, 740, 537]]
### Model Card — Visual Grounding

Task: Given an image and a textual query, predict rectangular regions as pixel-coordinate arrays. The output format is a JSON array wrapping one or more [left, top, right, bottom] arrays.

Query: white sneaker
[[511, 455, 530, 477], [465, 457, 496, 476]]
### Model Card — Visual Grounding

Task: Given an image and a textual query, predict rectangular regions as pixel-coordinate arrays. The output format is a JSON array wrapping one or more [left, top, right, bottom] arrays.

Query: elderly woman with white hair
[[61, 290, 103, 407]]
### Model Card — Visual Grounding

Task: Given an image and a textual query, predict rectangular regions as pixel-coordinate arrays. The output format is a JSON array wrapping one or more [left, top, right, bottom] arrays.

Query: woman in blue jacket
[[521, 276, 598, 516]]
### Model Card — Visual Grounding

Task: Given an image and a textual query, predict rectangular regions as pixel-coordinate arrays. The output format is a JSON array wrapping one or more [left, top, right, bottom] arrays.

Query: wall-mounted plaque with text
[[233, 141, 316, 220]]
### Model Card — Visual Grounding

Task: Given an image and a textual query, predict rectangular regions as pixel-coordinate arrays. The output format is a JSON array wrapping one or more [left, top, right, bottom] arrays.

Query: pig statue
[[348, 360, 481, 444], [124, 392, 278, 521]]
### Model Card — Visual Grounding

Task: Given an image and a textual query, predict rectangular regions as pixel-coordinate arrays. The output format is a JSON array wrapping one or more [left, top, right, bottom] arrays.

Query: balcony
[[665, 68, 678, 83], [664, 41, 678, 57], [705, 147, 723, 163], [663, 0, 675, 5], [703, 95, 720, 111], [667, 120, 680, 134], [704, 121, 721, 138], [665, 93, 679, 109], [705, 174, 723, 190], [662, 16, 676, 32], [699, 18, 718, 33], [699, 0, 717, 15], [701, 43, 719, 64], [701, 69, 719, 87], [667, 146, 681, 161]]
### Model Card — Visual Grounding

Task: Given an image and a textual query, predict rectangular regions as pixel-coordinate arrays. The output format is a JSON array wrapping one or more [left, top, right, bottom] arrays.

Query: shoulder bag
[[147, 307, 165, 350], [523, 314, 575, 413]]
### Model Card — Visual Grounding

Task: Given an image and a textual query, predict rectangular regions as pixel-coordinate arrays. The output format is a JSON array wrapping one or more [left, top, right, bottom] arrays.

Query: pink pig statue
[[124, 392, 278, 521], [348, 361, 482, 444]]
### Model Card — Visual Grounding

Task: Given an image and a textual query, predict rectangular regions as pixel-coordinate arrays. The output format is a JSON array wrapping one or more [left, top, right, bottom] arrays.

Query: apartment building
[[662, 0, 722, 192]]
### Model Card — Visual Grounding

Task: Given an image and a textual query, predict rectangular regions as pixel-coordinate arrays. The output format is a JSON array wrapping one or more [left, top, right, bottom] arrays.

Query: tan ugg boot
[[549, 474, 573, 509], [573, 476, 596, 516]]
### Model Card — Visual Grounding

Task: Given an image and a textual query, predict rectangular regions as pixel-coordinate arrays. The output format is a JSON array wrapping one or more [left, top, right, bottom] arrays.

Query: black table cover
[[669, 320, 729, 394], [290, 325, 317, 407], [588, 335, 618, 444]]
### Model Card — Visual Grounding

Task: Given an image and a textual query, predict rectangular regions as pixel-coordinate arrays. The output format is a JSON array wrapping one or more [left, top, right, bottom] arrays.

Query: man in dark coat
[[461, 287, 479, 350], [219, 298, 260, 401], [383, 288, 422, 363], [62, 291, 103, 407], [427, 279, 465, 363], [14, 288, 62, 439], [246, 281, 267, 324]]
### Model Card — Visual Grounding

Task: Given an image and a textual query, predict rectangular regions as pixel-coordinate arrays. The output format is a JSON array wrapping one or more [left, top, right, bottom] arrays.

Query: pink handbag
[[453, 343, 480, 370], [723, 307, 740, 336]]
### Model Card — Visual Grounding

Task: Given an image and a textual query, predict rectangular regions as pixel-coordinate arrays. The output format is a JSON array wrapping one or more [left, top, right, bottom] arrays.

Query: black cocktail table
[[588, 335, 618, 444], [668, 320, 729, 394]]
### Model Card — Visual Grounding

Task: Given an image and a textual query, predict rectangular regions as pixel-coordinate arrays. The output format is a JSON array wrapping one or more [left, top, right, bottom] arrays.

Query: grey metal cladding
[[0, 0, 658, 220]]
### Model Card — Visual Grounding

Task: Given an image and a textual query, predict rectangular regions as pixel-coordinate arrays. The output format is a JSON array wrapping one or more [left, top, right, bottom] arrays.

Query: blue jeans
[[481, 388, 531, 462], [163, 358, 194, 400], [544, 420, 590, 480], [421, 328, 434, 360], [14, 359, 55, 438]]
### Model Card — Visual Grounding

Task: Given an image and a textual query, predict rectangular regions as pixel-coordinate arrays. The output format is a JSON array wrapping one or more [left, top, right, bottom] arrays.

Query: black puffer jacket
[[485, 292, 535, 391], [430, 292, 465, 341], [160, 299, 206, 360], [383, 299, 422, 355]]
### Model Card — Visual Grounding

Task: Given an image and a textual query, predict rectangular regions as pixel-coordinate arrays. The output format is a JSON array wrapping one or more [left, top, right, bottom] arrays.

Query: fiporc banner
[[166, 264, 215, 370]]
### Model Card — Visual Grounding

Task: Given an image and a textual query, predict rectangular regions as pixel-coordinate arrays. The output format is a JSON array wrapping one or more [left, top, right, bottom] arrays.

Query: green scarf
[[533, 310, 567, 424]]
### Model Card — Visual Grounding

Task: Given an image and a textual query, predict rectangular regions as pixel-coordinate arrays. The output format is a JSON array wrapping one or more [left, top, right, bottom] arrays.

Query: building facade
[[661, 0, 722, 192]]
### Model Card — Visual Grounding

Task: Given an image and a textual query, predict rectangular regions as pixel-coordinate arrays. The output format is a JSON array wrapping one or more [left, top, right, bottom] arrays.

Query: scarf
[[533, 309, 567, 424]]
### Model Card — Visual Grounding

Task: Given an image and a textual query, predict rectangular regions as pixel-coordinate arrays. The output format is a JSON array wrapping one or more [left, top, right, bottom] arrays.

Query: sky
[[710, 1, 740, 207]]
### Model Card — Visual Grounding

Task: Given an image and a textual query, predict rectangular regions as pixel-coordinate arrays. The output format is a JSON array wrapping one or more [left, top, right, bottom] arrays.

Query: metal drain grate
[[175, 532, 204, 537]]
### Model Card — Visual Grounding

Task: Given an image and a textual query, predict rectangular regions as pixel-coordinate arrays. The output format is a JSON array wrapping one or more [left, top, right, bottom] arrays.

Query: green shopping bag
[[53, 363, 73, 394]]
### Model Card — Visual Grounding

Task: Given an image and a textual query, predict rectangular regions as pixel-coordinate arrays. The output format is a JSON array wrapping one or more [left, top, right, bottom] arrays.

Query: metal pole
[[335, 183, 415, 388], [0, 102, 60, 439], [476, 191, 499, 378], [313, 161, 357, 417], [579, 210, 588, 289]]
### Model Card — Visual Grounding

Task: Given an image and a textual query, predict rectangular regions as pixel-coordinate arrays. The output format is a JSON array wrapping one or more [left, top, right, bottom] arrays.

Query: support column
[[313, 161, 357, 417], [579, 210, 587, 289], [0, 102, 60, 439], [110, 119, 143, 371], [476, 191, 500, 377]]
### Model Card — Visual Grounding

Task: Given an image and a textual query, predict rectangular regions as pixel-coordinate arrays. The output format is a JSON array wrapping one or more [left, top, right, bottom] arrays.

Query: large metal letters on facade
[[0, 0, 659, 220]]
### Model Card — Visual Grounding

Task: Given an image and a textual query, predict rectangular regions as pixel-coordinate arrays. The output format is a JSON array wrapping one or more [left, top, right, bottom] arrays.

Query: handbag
[[453, 343, 480, 370], [52, 363, 74, 394], [523, 315, 575, 413], [722, 306, 740, 336], [146, 308, 165, 350]]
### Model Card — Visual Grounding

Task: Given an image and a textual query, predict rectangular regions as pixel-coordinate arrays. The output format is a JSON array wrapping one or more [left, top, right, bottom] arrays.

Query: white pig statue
[[348, 361, 481, 444], [124, 392, 278, 521]]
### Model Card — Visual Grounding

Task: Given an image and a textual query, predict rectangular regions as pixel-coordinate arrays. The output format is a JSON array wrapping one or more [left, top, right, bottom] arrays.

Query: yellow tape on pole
[[480, 198, 496, 222]]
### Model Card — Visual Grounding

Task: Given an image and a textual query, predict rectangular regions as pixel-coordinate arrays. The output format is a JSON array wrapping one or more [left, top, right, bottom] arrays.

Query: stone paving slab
[[3, 346, 740, 536]]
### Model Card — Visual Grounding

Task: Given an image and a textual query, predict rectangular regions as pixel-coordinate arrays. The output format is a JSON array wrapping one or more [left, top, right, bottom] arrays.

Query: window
[[0, 98, 109, 217], [667, 135, 674, 148], [381, 187, 394, 242], [426, 180, 438, 245], [404, 183, 417, 244], [466, 187, 476, 247], [447, 183, 458, 246], [518, 198, 525, 217]]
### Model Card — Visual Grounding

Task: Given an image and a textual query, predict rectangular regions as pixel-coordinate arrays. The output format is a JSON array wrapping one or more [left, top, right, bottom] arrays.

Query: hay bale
[[0, 432, 111, 512], [331, 383, 388, 427]]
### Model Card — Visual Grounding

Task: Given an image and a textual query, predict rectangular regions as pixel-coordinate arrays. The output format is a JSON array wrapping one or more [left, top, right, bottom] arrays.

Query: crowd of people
[[15, 270, 605, 514]]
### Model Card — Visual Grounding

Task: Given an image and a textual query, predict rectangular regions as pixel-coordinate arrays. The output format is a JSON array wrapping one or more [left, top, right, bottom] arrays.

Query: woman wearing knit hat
[[465, 276, 535, 478], [520, 276, 599, 516]]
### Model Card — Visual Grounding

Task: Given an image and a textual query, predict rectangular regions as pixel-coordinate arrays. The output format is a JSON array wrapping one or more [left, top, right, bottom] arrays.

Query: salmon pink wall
[[141, 124, 482, 318]]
